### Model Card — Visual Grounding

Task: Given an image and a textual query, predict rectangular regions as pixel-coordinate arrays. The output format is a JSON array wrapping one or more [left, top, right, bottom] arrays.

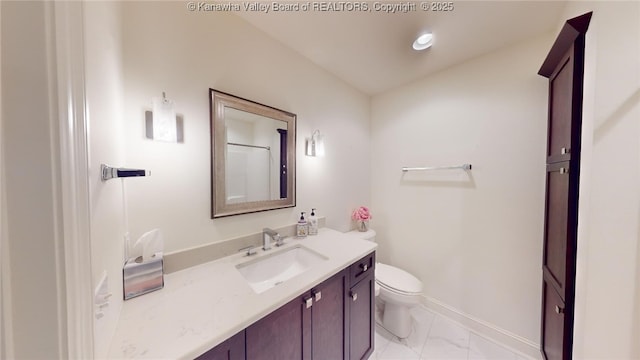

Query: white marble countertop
[[108, 228, 377, 359]]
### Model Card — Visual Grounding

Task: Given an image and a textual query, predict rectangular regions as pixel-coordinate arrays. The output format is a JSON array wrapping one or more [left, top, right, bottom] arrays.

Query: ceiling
[[237, 1, 567, 95]]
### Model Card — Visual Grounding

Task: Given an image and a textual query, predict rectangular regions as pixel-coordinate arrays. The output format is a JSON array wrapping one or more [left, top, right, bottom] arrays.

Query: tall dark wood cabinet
[[538, 12, 592, 360]]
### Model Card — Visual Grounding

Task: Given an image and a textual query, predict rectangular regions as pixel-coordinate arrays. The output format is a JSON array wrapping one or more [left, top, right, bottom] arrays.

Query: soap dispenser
[[308, 208, 318, 235], [297, 212, 308, 238]]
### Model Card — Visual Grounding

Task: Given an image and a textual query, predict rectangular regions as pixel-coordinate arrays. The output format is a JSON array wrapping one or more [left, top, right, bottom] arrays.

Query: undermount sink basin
[[236, 245, 328, 293]]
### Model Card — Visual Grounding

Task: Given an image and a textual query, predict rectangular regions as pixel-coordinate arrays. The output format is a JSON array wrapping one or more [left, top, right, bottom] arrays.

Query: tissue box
[[123, 253, 164, 300]]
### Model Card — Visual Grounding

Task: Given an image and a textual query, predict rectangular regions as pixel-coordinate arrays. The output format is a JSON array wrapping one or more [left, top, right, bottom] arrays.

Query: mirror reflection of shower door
[[226, 144, 271, 204], [224, 107, 287, 204]]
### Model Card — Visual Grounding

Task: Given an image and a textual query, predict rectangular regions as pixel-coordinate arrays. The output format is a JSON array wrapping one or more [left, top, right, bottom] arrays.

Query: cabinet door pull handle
[[350, 291, 358, 302], [313, 291, 322, 302], [559, 167, 568, 175], [360, 264, 368, 272], [555, 305, 564, 314], [561, 147, 570, 155], [305, 296, 313, 309]]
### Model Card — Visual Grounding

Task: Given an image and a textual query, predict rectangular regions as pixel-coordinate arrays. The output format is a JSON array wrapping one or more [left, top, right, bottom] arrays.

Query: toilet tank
[[347, 229, 376, 242]]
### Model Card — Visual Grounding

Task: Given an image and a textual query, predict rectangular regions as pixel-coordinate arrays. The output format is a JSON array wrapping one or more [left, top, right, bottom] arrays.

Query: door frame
[[0, 2, 93, 357], [51, 1, 95, 358]]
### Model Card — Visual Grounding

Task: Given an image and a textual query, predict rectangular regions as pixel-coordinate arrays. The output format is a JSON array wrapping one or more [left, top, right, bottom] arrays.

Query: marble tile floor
[[371, 305, 530, 360]]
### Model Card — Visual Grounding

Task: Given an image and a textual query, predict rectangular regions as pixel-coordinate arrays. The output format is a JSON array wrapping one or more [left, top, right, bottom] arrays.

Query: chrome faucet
[[262, 228, 278, 251]]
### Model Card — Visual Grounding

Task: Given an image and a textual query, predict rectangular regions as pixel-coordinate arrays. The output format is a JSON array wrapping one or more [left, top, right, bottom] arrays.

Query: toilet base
[[381, 301, 412, 338]]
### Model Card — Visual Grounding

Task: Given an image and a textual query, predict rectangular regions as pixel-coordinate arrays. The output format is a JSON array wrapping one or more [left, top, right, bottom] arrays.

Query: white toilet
[[347, 229, 423, 338]]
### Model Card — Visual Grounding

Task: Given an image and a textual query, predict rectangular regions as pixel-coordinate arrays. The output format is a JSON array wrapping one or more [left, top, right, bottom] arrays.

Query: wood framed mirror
[[210, 89, 296, 218]]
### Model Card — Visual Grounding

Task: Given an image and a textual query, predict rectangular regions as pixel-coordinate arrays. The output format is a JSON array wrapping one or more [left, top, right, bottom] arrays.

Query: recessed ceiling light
[[413, 33, 433, 51]]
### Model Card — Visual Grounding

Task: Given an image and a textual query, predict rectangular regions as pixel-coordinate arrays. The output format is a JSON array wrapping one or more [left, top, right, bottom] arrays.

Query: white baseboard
[[420, 295, 543, 360]]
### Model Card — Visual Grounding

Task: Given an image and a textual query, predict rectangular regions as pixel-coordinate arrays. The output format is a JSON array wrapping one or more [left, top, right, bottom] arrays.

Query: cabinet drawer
[[350, 252, 375, 286]]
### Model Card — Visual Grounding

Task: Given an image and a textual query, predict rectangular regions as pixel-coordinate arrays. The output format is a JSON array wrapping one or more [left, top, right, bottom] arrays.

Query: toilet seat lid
[[375, 263, 423, 294]]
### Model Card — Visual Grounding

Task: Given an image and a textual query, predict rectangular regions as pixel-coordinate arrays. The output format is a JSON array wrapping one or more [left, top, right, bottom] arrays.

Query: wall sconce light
[[145, 92, 185, 143], [305, 129, 325, 157]]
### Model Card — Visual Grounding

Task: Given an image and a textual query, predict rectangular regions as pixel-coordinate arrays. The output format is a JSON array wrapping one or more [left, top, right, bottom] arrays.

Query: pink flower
[[351, 206, 372, 221]]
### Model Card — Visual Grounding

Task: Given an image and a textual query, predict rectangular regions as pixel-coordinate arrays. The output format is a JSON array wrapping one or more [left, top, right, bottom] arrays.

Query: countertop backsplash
[[164, 217, 326, 274]]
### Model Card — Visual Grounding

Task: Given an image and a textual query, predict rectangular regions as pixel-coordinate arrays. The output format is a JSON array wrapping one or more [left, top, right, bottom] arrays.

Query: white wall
[[0, 1, 67, 358], [371, 33, 553, 350], [564, 2, 640, 359], [120, 2, 371, 253], [83, 1, 126, 358]]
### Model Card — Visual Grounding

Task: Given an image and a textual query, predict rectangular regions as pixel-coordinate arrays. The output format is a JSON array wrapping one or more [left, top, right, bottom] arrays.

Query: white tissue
[[131, 229, 164, 262]]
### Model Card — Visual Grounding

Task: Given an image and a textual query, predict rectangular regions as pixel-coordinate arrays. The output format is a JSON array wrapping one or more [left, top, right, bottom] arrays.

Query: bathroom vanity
[[198, 251, 375, 360], [108, 228, 376, 359], [245, 274, 348, 360]]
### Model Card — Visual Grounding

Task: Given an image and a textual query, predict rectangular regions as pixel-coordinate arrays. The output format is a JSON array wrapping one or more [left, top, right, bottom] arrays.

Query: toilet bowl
[[347, 229, 423, 338]]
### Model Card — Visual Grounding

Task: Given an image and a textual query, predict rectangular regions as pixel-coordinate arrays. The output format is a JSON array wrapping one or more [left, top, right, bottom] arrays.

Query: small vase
[[357, 220, 369, 232]]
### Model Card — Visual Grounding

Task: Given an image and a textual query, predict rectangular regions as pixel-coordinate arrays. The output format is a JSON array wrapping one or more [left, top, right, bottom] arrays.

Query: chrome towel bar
[[101, 164, 150, 181], [402, 164, 472, 172], [227, 142, 270, 151]]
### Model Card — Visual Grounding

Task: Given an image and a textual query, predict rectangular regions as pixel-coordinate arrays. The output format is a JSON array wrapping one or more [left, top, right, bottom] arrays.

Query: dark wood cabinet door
[[348, 273, 374, 360], [246, 295, 308, 360], [310, 270, 348, 360], [543, 162, 571, 299], [538, 11, 591, 360], [542, 281, 565, 360], [547, 50, 574, 164], [196, 330, 245, 360]]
